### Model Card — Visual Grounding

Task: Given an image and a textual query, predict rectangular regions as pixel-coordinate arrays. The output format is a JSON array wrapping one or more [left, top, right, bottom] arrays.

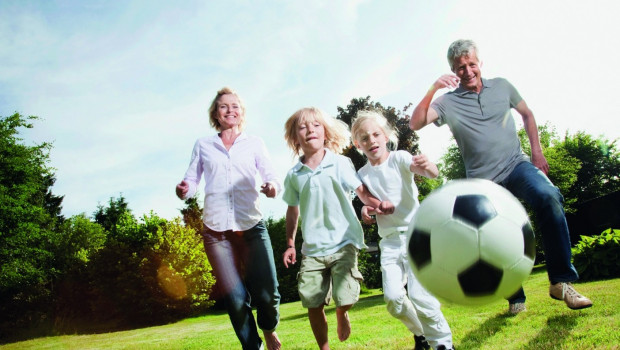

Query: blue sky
[[1, 0, 619, 220]]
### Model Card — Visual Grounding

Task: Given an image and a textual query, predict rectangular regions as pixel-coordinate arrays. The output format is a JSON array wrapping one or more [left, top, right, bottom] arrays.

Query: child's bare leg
[[308, 306, 329, 350], [336, 304, 352, 341], [262, 330, 281, 350]]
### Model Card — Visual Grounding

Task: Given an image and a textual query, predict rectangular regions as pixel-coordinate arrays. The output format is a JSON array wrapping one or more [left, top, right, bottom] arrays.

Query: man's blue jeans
[[202, 220, 280, 350], [499, 161, 579, 304]]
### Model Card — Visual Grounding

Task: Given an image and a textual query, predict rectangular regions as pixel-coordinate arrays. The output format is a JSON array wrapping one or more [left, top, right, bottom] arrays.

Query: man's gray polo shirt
[[431, 77, 529, 183]]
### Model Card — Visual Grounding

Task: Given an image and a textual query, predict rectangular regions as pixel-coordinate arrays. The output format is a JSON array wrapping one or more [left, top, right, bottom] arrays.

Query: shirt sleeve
[[505, 79, 524, 108], [253, 136, 282, 193], [395, 150, 414, 174], [339, 156, 363, 192], [282, 171, 299, 206], [430, 95, 447, 127], [182, 139, 203, 199]]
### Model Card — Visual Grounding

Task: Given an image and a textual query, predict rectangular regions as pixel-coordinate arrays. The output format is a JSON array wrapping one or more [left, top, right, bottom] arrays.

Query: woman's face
[[216, 94, 242, 130]]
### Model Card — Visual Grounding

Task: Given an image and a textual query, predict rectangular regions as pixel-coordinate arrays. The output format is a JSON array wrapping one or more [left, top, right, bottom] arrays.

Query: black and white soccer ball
[[407, 179, 535, 305]]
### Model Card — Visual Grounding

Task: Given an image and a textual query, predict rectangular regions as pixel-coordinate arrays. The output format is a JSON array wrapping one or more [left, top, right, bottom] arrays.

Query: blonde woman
[[176, 87, 281, 350]]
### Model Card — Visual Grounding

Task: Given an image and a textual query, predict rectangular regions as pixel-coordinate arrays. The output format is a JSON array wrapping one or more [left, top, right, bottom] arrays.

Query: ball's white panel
[[415, 264, 464, 302], [411, 191, 456, 232], [478, 216, 525, 268], [497, 257, 535, 298], [432, 220, 479, 272]]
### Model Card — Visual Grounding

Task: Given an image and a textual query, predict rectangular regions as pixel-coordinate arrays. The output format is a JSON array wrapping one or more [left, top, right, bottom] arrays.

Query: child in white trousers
[[352, 110, 454, 350]]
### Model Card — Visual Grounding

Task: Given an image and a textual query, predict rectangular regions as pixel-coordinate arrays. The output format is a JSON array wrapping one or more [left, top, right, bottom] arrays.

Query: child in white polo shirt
[[282, 107, 393, 350]]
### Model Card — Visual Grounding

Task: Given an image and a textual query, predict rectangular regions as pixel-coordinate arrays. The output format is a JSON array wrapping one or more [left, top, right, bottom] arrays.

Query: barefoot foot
[[336, 310, 351, 342], [263, 330, 281, 350]]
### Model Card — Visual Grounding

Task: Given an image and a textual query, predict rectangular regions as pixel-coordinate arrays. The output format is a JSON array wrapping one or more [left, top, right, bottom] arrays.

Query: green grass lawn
[[2, 267, 619, 350]]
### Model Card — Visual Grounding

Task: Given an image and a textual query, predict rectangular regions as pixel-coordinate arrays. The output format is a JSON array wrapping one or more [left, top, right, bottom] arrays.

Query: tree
[[557, 132, 620, 204], [439, 142, 466, 181], [335, 97, 422, 288], [52, 214, 107, 333], [93, 195, 131, 236], [336, 97, 420, 171], [0, 113, 65, 339], [180, 195, 203, 234], [518, 124, 581, 211], [139, 217, 215, 319]]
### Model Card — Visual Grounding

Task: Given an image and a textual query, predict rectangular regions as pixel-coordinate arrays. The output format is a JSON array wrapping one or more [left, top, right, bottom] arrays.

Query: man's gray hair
[[447, 39, 479, 72]]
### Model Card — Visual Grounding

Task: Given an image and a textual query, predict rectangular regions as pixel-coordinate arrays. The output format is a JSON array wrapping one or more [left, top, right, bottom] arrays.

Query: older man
[[410, 39, 592, 314]]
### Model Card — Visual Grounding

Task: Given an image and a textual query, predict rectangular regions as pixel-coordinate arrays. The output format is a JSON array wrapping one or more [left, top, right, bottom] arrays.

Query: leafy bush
[[266, 217, 302, 303], [86, 214, 215, 329], [358, 223, 382, 290], [572, 228, 620, 281]]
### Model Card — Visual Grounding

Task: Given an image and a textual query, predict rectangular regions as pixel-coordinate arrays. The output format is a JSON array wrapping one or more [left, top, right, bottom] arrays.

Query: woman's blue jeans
[[201, 220, 280, 350], [499, 161, 579, 304]]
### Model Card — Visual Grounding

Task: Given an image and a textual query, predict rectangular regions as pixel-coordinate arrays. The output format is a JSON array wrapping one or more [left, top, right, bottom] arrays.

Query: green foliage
[[559, 132, 620, 204], [439, 142, 466, 180], [266, 216, 302, 303], [57, 214, 107, 267], [0, 113, 64, 339], [180, 195, 203, 234], [86, 213, 214, 329], [415, 174, 444, 201], [0, 115, 220, 339], [542, 146, 580, 211], [572, 228, 620, 281], [141, 217, 215, 315], [518, 124, 581, 212], [358, 223, 382, 289]]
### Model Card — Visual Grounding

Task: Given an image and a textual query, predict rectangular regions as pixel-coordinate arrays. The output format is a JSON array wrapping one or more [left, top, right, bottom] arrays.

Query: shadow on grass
[[279, 292, 385, 323], [456, 312, 512, 349], [522, 314, 579, 350]]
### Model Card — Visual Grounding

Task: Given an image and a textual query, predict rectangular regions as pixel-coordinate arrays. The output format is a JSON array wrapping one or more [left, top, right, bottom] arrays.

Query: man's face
[[453, 52, 483, 93]]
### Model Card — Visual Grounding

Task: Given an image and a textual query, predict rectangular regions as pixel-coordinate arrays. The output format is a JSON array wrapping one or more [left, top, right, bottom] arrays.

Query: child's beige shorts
[[297, 244, 364, 308]]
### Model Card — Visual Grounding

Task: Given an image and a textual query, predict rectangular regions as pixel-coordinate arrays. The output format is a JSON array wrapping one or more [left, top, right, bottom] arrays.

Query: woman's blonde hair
[[208, 87, 246, 131], [351, 109, 399, 152], [284, 107, 350, 156]]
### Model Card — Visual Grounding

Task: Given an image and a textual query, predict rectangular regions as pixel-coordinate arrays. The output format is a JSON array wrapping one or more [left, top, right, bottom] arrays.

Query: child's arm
[[355, 184, 395, 215], [283, 205, 299, 268], [361, 205, 377, 224], [411, 154, 439, 179]]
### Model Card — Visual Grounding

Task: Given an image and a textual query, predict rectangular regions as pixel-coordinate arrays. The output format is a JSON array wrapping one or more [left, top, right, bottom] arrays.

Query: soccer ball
[[407, 179, 535, 305]]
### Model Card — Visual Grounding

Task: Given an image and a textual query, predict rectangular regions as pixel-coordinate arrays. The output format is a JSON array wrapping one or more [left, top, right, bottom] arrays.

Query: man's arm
[[410, 74, 459, 130], [515, 100, 549, 174]]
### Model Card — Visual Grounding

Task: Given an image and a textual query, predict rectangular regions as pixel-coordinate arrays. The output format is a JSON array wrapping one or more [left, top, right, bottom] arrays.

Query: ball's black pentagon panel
[[453, 194, 497, 228], [522, 221, 536, 260], [409, 228, 432, 269], [457, 259, 503, 296]]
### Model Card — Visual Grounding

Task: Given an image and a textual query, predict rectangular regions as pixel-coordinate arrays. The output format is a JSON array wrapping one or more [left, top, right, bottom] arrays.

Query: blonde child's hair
[[208, 86, 246, 131], [351, 109, 399, 152], [284, 107, 351, 156]]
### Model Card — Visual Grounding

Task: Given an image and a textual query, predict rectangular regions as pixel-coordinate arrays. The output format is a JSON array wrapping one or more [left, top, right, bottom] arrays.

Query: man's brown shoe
[[508, 302, 526, 314], [549, 282, 593, 310]]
